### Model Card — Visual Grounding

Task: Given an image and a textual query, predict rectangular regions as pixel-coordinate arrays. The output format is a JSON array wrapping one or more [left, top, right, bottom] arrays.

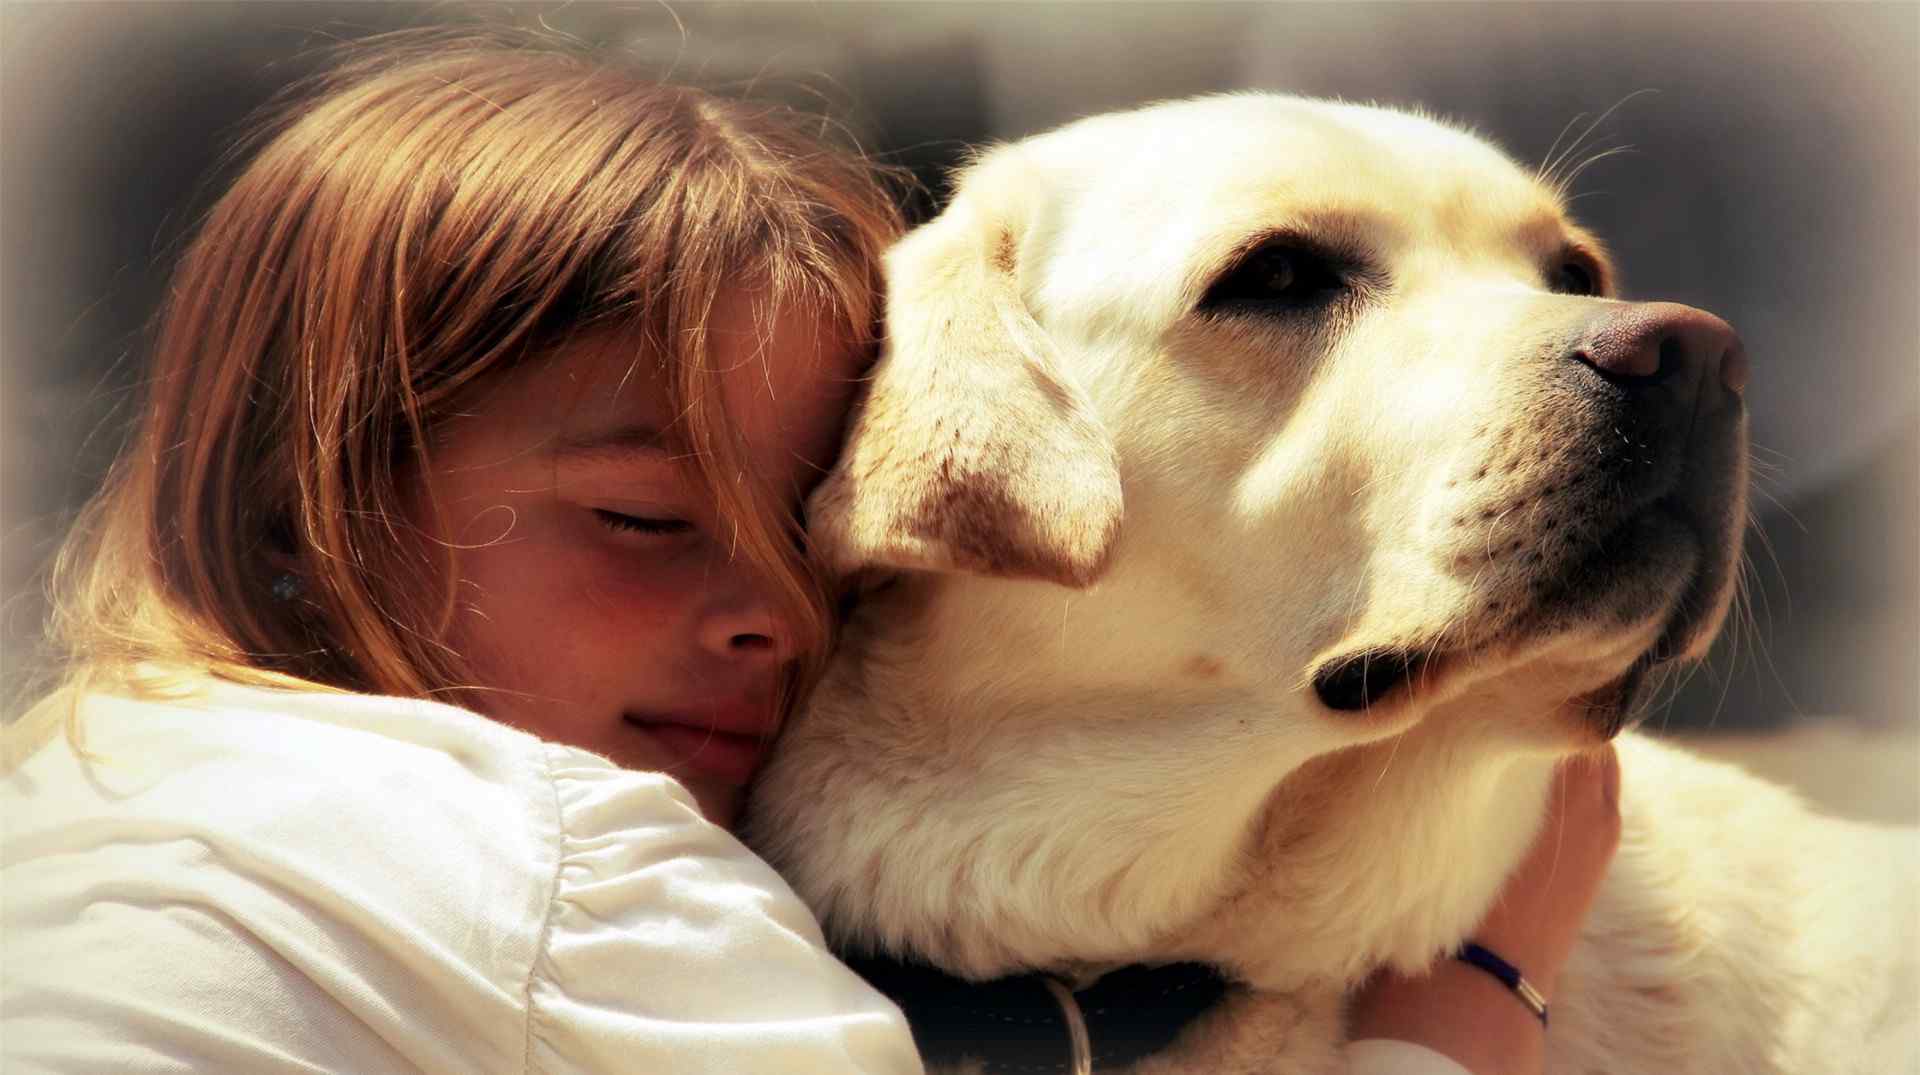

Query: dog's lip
[[1309, 647, 1444, 713], [1593, 490, 1732, 666], [1574, 659, 1654, 739], [1320, 498, 1694, 719]]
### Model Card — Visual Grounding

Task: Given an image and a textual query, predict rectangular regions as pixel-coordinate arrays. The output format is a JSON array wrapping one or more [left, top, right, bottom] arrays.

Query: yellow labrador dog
[[747, 96, 1917, 1073]]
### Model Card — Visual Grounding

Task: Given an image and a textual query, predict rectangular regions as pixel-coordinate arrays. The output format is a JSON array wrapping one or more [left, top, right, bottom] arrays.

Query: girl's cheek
[[576, 533, 714, 612]]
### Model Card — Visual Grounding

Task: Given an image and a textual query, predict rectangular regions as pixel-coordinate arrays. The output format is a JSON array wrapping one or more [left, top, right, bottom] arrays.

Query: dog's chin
[[1499, 500, 1741, 736]]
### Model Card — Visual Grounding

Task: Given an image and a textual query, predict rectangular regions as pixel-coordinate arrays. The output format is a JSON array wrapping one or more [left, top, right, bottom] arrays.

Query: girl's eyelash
[[592, 509, 693, 536]]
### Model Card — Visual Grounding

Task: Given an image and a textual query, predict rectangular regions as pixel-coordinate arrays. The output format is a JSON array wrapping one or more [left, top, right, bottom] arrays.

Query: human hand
[[1346, 745, 1623, 1075], [1467, 744, 1622, 999]]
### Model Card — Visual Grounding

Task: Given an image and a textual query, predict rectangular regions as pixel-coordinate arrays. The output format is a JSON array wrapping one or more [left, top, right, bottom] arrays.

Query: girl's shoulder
[[6, 672, 716, 885], [16, 674, 568, 827]]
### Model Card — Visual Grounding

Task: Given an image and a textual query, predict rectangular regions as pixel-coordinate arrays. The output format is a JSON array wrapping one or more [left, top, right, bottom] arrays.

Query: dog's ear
[[809, 158, 1122, 589]]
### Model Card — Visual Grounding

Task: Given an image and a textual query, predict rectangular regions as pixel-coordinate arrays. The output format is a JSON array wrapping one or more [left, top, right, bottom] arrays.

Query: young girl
[[3, 31, 1617, 1075]]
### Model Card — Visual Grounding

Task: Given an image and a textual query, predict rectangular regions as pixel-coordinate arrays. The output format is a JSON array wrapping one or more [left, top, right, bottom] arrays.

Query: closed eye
[[593, 509, 693, 537]]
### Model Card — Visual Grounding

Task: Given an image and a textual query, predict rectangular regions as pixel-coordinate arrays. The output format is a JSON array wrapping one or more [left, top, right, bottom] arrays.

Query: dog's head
[[751, 94, 1747, 983]]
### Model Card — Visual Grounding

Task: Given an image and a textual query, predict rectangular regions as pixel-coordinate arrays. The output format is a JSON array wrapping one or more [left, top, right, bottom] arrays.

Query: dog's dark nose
[[1572, 302, 1745, 397]]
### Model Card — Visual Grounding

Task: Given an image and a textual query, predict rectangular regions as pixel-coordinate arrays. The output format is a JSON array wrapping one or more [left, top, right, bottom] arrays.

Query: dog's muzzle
[[1331, 300, 1751, 723]]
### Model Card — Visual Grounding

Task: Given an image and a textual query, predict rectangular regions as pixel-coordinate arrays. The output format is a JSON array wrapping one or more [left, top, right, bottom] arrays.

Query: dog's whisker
[[1537, 110, 1595, 191], [1739, 549, 1806, 726], [1059, 593, 1072, 662], [1744, 510, 1794, 627], [1539, 89, 1659, 196], [1555, 144, 1639, 198], [1371, 731, 1402, 792], [1702, 570, 1752, 732], [1545, 135, 1624, 197], [1748, 483, 1807, 535]]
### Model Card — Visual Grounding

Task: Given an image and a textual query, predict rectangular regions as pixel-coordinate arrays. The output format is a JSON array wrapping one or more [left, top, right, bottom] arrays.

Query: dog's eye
[[1201, 244, 1349, 313], [1551, 260, 1599, 296]]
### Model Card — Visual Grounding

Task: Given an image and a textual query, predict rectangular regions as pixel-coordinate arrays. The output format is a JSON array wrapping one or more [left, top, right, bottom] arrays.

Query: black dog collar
[[843, 954, 1230, 1074]]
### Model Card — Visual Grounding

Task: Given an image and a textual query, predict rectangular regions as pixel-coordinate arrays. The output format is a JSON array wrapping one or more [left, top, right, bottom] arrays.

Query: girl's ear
[[806, 156, 1122, 589]]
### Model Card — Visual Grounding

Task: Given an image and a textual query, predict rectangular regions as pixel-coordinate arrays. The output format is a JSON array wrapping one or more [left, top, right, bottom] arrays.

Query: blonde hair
[[25, 30, 902, 739]]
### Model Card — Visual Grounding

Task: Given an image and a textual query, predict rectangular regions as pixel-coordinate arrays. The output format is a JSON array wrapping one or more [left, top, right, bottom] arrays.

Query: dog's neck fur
[[1174, 727, 1555, 989], [752, 575, 1561, 992]]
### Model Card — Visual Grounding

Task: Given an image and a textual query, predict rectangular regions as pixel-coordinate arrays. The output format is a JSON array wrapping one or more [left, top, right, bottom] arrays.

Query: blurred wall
[[5, 2, 1915, 739]]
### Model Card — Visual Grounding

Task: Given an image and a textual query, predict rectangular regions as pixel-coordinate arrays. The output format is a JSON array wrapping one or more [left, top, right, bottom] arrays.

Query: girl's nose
[[696, 581, 797, 666]]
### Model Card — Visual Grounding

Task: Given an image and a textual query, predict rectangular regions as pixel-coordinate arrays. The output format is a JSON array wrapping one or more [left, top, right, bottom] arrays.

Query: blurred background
[[4, 2, 1915, 818]]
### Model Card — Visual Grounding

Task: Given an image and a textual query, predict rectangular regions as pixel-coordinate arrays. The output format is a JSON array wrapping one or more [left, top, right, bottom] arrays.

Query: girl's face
[[410, 296, 862, 827]]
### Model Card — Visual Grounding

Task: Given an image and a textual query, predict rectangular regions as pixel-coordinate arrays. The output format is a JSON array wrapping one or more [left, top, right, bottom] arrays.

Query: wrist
[[1463, 924, 1572, 1004], [1454, 943, 1550, 1026]]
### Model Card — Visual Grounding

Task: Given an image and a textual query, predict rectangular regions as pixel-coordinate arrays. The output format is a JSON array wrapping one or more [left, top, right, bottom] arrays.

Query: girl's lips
[[624, 717, 768, 786]]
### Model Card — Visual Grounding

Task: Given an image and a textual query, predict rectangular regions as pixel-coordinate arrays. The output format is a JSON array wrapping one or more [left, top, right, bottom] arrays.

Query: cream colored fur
[[748, 95, 1919, 1073]]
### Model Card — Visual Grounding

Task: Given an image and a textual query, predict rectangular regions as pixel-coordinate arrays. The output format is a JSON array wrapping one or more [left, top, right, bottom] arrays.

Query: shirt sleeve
[[3, 685, 922, 1075], [524, 745, 924, 1075], [1345, 1039, 1476, 1075]]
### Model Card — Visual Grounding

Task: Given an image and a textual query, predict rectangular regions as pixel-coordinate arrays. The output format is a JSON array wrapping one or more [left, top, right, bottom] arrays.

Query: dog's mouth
[[1309, 647, 1441, 713], [1526, 485, 1742, 702], [1309, 635, 1659, 737], [1571, 659, 1655, 738], [1306, 505, 1684, 719], [1314, 485, 1740, 733]]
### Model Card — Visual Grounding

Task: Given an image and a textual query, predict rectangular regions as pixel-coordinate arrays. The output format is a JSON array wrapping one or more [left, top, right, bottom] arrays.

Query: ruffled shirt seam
[[520, 743, 570, 1075]]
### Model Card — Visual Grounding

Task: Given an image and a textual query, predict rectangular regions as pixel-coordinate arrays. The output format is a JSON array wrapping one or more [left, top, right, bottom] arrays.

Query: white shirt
[[2, 676, 1466, 1075]]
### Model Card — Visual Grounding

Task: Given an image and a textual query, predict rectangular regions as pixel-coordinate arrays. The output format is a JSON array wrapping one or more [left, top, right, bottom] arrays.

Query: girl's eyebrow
[[549, 423, 672, 465]]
